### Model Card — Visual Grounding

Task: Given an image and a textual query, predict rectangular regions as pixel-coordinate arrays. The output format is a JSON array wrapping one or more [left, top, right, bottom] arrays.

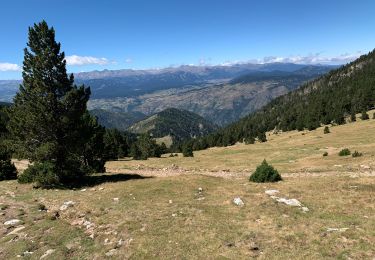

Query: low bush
[[338, 148, 351, 156], [352, 151, 363, 157], [323, 152, 328, 157], [361, 111, 369, 120], [182, 145, 194, 157], [18, 162, 59, 188], [249, 160, 282, 183], [323, 126, 330, 134]]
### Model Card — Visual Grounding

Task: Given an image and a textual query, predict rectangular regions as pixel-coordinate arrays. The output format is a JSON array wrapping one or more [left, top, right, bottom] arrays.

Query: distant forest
[[181, 50, 375, 151]]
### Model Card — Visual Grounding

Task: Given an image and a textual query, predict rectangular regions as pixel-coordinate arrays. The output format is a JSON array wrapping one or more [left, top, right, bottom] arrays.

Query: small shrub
[[323, 152, 328, 157], [350, 112, 356, 122], [182, 145, 194, 157], [323, 126, 330, 134], [169, 153, 175, 157], [352, 151, 363, 157], [373, 112, 375, 119], [338, 148, 351, 156], [18, 162, 60, 188], [249, 160, 282, 183], [361, 111, 369, 120]]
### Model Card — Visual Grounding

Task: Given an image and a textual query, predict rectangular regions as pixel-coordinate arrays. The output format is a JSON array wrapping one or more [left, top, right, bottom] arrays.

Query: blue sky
[[1, 0, 375, 79]]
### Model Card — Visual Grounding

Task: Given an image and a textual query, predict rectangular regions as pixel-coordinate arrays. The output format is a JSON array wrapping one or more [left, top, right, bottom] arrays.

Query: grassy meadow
[[1, 113, 374, 259]]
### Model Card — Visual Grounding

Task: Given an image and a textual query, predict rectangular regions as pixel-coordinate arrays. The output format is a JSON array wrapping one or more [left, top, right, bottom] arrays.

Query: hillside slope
[[188, 50, 375, 149], [90, 109, 146, 131], [128, 108, 217, 143]]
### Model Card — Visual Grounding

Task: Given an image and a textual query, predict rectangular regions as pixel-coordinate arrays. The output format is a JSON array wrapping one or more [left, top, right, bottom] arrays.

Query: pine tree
[[361, 111, 369, 120], [8, 21, 102, 185], [182, 144, 194, 157]]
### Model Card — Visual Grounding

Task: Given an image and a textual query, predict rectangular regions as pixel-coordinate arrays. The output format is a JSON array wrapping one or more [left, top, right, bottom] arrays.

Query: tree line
[[179, 50, 375, 151]]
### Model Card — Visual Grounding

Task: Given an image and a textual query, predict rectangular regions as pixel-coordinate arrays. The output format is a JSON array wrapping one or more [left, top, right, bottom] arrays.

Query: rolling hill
[[128, 108, 217, 144]]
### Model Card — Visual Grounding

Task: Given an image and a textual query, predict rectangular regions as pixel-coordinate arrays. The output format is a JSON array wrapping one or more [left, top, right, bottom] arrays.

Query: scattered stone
[[197, 197, 205, 201], [360, 165, 370, 169], [172, 213, 177, 217], [117, 239, 124, 247], [276, 198, 302, 207], [104, 238, 112, 245], [169, 200, 173, 204], [265, 189, 279, 196], [80, 189, 86, 192], [4, 219, 22, 226], [60, 201, 75, 211], [327, 227, 349, 232], [99, 187, 104, 191], [105, 249, 117, 257], [233, 197, 244, 206], [7, 225, 25, 235], [334, 165, 343, 167], [40, 249, 55, 259], [198, 187, 203, 193], [113, 198, 119, 202], [301, 207, 310, 212], [225, 242, 235, 247], [22, 251, 33, 256]]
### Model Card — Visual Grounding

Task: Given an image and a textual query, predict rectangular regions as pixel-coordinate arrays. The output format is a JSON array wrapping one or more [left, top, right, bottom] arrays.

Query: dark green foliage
[[323, 126, 330, 134], [350, 112, 357, 122], [0, 146, 17, 181], [244, 136, 255, 144], [103, 128, 135, 160], [90, 109, 146, 131], [183, 50, 375, 152], [130, 143, 143, 160], [130, 108, 217, 144], [7, 21, 106, 186], [339, 148, 351, 156], [373, 112, 375, 119], [182, 144, 194, 157], [323, 152, 328, 157], [249, 160, 282, 183], [257, 132, 267, 142], [18, 162, 59, 188], [130, 134, 164, 160], [361, 111, 369, 120], [352, 151, 363, 157]]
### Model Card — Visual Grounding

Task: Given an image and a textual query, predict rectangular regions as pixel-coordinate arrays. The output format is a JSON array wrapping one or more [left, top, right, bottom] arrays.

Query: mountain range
[[0, 63, 336, 126]]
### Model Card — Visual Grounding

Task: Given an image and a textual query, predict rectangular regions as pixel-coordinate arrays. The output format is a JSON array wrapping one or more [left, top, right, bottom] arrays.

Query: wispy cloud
[[0, 62, 21, 71], [221, 52, 364, 66], [125, 58, 133, 63], [65, 55, 110, 66]]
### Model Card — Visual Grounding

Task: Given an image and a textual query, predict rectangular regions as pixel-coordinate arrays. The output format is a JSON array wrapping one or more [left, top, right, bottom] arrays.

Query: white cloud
[[220, 52, 364, 66], [125, 58, 133, 63], [65, 55, 109, 66], [0, 63, 21, 71]]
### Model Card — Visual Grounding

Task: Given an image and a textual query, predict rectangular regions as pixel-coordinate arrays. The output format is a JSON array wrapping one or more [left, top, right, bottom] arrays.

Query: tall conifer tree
[[8, 21, 103, 184]]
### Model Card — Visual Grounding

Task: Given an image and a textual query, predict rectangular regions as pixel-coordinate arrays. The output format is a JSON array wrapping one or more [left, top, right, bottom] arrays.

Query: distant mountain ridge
[[185, 49, 375, 150]]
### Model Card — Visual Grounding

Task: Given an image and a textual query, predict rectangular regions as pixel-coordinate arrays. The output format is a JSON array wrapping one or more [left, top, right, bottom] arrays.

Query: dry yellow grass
[[1, 114, 374, 259], [108, 114, 375, 176]]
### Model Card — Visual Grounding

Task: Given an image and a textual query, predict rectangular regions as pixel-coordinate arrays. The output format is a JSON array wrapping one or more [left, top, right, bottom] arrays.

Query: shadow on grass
[[66, 173, 153, 189]]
